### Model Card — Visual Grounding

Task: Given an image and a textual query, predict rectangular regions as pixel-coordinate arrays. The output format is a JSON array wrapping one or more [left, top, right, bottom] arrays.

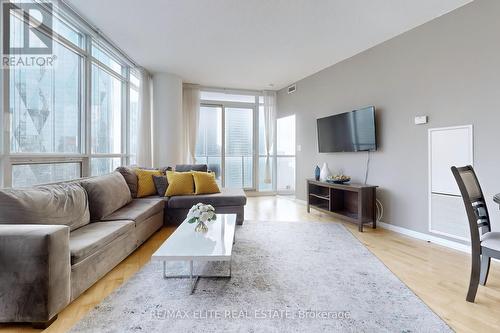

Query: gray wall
[[277, 0, 500, 238]]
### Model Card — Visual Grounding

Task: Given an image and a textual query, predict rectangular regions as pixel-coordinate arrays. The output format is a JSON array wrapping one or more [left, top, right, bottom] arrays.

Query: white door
[[428, 125, 473, 240]]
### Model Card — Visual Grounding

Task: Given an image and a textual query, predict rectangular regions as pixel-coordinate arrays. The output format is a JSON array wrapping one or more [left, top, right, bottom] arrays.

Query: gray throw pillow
[[175, 164, 207, 172], [115, 166, 138, 198], [152, 175, 168, 197]]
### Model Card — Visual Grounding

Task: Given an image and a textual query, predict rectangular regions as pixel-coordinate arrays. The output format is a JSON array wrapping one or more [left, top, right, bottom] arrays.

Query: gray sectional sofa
[[0, 164, 246, 327]]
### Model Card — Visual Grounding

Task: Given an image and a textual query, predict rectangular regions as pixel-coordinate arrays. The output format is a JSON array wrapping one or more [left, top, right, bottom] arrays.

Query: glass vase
[[194, 220, 208, 232]]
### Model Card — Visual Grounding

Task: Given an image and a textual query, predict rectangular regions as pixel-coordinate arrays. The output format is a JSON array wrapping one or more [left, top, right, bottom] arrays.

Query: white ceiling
[[66, 0, 471, 90]]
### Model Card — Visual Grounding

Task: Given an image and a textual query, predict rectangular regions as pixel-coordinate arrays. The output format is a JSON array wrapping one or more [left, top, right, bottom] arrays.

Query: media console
[[306, 179, 378, 232]]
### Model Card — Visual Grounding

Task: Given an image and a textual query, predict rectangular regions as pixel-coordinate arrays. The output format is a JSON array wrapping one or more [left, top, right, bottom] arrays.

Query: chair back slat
[[461, 170, 483, 201], [451, 166, 491, 251]]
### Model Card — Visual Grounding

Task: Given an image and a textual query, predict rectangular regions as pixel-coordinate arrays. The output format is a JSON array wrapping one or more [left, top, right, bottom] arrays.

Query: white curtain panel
[[183, 86, 200, 163], [263, 90, 276, 184], [137, 70, 153, 167]]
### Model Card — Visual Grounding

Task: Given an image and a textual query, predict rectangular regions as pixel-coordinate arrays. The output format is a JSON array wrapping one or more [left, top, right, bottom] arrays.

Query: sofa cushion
[[80, 172, 132, 221], [115, 166, 138, 198], [69, 220, 134, 265], [101, 199, 165, 226], [175, 164, 208, 172], [0, 183, 90, 231], [167, 188, 246, 209]]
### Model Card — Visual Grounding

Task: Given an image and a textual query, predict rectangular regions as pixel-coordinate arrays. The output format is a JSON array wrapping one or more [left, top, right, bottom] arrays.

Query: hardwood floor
[[2, 195, 500, 332]]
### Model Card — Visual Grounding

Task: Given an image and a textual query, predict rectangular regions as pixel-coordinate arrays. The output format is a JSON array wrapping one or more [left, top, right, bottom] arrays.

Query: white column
[[151, 72, 183, 167]]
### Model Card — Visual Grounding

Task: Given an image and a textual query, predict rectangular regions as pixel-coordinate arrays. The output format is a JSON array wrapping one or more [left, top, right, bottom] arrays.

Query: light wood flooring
[[2, 195, 500, 333]]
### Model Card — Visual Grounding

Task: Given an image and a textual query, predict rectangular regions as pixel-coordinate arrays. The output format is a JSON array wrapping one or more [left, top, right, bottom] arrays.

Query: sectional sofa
[[0, 164, 246, 327]]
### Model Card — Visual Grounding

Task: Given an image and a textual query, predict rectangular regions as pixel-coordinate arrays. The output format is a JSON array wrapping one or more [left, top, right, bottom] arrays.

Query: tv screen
[[317, 106, 376, 152]]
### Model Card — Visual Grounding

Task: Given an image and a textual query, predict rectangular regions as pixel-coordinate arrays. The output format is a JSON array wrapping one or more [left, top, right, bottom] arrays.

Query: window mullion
[[124, 67, 130, 166], [221, 106, 226, 188], [82, 34, 92, 177]]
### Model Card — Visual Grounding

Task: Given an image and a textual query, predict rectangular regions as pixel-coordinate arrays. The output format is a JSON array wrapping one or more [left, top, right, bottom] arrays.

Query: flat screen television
[[317, 106, 376, 152]]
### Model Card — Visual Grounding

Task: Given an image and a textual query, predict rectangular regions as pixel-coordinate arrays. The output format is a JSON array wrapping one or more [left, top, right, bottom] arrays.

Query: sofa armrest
[[0, 225, 71, 323]]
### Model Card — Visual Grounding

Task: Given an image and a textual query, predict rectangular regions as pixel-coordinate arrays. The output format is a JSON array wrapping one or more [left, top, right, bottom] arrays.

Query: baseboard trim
[[287, 196, 471, 253], [377, 222, 470, 253]]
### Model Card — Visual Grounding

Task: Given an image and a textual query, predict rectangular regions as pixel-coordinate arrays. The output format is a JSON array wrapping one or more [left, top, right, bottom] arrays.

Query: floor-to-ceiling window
[[195, 90, 292, 193], [276, 115, 296, 193], [224, 107, 254, 188], [1, 2, 142, 187], [90, 44, 125, 176], [129, 72, 140, 165], [196, 105, 222, 182]]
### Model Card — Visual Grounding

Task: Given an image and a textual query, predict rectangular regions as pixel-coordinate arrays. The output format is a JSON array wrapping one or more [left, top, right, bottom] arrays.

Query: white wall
[[152, 72, 183, 167]]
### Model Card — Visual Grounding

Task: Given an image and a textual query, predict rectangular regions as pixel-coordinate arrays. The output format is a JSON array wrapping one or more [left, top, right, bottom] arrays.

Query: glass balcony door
[[196, 104, 256, 190], [224, 107, 254, 189], [195, 105, 223, 183]]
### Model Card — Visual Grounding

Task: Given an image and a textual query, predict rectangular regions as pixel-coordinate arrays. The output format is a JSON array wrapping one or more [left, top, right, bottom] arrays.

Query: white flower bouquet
[[187, 203, 217, 232]]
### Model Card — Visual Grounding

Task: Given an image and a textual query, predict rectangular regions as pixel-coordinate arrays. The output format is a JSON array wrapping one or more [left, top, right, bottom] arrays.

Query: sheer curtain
[[137, 70, 153, 167], [183, 85, 200, 163], [263, 90, 276, 184]]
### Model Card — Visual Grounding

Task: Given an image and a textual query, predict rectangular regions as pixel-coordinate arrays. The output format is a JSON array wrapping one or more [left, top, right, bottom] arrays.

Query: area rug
[[69, 221, 452, 332]]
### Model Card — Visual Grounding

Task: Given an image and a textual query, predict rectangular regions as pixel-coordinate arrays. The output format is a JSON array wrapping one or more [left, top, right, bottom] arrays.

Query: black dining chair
[[452, 165, 500, 302]]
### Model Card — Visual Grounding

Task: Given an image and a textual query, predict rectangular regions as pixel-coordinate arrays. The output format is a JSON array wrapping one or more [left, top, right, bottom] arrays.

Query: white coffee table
[[152, 213, 236, 293]]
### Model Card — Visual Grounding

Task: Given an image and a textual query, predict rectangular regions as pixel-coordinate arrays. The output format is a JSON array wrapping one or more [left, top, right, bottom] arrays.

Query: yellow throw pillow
[[192, 171, 221, 195], [165, 171, 195, 196], [135, 169, 162, 197]]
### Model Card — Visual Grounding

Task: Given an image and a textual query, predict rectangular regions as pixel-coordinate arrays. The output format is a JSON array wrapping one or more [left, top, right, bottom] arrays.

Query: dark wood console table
[[306, 179, 378, 232]]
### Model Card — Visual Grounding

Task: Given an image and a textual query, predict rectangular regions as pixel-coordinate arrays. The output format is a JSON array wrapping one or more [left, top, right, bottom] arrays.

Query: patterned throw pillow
[[134, 168, 162, 197], [192, 171, 220, 195], [152, 175, 169, 197], [165, 171, 195, 196]]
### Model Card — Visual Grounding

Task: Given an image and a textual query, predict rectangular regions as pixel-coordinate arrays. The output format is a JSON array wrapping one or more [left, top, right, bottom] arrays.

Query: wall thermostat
[[414, 115, 428, 125]]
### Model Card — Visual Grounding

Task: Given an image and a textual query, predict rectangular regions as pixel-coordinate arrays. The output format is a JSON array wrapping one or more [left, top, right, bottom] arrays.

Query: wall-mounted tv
[[317, 106, 377, 153]]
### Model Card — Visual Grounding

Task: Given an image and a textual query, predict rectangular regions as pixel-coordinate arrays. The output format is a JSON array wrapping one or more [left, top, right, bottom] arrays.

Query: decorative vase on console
[[314, 165, 320, 181], [320, 162, 331, 181]]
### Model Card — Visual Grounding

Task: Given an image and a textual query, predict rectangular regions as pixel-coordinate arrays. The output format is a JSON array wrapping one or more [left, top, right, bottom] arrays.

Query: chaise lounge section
[[0, 165, 246, 327]]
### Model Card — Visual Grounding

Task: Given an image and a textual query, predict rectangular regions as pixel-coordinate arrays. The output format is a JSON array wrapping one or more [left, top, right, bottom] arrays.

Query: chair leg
[[466, 254, 481, 302], [480, 254, 491, 286]]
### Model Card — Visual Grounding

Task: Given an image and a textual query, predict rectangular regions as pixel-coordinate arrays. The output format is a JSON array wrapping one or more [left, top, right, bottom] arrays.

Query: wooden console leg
[[358, 222, 363, 232], [32, 314, 58, 329]]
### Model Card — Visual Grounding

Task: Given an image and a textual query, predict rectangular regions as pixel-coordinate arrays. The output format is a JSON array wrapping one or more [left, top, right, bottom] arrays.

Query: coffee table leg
[[190, 260, 200, 294], [162, 259, 230, 292]]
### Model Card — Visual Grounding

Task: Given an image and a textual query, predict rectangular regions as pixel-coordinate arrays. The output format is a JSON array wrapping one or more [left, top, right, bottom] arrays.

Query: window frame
[[1, 2, 141, 187]]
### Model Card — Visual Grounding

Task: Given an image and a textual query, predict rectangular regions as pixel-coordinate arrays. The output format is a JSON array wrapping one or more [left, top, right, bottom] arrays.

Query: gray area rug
[[70, 221, 452, 333]]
